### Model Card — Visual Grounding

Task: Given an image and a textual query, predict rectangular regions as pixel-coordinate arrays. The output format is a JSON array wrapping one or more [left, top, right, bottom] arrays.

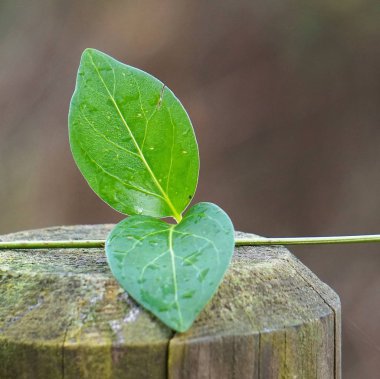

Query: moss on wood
[[0, 225, 341, 378]]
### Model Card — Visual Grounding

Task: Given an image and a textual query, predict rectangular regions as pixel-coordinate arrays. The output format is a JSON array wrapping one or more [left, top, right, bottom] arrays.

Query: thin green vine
[[1, 234, 380, 250]]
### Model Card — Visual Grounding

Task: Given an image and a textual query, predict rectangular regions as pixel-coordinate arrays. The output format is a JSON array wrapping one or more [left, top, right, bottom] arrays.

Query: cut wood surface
[[0, 225, 341, 379]]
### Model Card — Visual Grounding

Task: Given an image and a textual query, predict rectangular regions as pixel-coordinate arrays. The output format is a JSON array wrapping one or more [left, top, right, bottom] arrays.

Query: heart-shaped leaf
[[69, 48, 199, 221], [105, 202, 234, 332]]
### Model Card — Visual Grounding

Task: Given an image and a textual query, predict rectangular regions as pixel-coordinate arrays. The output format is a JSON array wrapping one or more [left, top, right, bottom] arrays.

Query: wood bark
[[0, 225, 341, 378]]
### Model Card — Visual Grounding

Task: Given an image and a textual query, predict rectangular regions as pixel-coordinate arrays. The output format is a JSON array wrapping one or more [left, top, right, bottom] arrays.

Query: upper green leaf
[[105, 202, 235, 332], [69, 48, 199, 221]]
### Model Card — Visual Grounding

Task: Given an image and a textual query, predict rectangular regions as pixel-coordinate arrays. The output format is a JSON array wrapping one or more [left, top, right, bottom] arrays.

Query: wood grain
[[0, 226, 341, 378]]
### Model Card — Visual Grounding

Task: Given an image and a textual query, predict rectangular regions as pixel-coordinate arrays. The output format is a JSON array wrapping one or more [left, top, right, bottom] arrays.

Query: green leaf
[[105, 202, 235, 332], [69, 48, 199, 221]]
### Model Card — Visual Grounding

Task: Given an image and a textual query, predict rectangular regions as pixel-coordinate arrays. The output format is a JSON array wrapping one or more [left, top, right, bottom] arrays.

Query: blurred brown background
[[1, 0, 379, 376]]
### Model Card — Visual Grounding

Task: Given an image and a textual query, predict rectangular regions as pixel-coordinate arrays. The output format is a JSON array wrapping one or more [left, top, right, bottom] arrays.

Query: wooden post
[[0, 225, 341, 378]]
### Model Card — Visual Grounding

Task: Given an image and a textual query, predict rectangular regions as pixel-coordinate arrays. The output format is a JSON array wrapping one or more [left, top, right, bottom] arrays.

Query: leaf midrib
[[88, 52, 182, 222], [169, 226, 184, 328], [78, 141, 166, 201]]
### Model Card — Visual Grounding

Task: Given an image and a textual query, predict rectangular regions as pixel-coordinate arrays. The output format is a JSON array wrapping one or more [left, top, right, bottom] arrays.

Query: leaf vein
[[169, 227, 184, 328], [140, 249, 169, 281], [112, 229, 168, 262], [175, 255, 203, 277], [173, 230, 221, 264], [166, 107, 175, 193], [88, 52, 181, 221], [79, 110, 140, 158], [78, 142, 165, 201]]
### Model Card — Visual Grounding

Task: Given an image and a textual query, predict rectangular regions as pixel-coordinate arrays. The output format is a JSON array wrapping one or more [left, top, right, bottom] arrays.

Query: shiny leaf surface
[[69, 48, 199, 221], [106, 202, 235, 332]]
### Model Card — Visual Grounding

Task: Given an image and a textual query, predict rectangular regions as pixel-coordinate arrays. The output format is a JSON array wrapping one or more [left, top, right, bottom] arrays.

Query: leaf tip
[[81, 47, 95, 57], [80, 48, 103, 64]]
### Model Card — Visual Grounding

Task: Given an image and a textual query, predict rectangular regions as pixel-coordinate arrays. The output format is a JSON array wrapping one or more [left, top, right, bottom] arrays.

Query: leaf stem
[[174, 213, 183, 223], [1, 234, 380, 250], [234, 234, 380, 246], [0, 240, 106, 249]]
